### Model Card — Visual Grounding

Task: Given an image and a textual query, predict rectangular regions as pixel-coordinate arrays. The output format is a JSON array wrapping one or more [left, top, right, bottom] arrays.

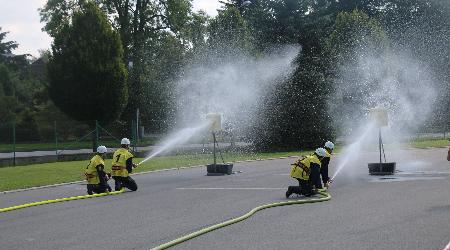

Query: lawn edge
[[1, 156, 300, 194]]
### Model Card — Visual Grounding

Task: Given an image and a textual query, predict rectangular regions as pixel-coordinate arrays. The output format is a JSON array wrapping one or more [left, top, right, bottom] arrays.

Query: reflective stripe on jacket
[[290, 154, 322, 181]]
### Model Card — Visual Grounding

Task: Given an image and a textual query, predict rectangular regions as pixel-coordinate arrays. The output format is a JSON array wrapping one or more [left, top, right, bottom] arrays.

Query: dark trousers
[[87, 183, 112, 195], [310, 165, 322, 189], [113, 176, 138, 191], [321, 157, 330, 186], [288, 178, 313, 197]]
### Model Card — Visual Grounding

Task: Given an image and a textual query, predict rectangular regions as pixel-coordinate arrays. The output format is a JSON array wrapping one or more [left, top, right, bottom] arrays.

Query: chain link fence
[[0, 118, 244, 166], [0, 119, 141, 165], [411, 126, 450, 140]]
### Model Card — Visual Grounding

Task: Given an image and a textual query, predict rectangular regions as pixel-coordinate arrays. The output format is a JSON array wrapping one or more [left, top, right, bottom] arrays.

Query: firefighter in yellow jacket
[[286, 147, 327, 198], [85, 145, 112, 195], [111, 138, 138, 191]]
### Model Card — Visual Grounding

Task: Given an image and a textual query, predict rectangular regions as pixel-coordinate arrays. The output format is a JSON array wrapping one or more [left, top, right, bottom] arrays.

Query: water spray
[[138, 121, 211, 166], [331, 121, 376, 180], [331, 108, 397, 181]]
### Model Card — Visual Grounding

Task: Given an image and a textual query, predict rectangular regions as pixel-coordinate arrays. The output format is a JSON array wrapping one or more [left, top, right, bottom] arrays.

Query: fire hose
[[1, 188, 330, 249], [151, 189, 331, 250], [0, 189, 124, 213]]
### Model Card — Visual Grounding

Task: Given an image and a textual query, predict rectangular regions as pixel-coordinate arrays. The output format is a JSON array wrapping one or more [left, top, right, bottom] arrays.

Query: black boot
[[286, 186, 294, 198], [291, 186, 302, 196], [302, 187, 313, 197], [87, 184, 93, 195], [114, 179, 122, 191]]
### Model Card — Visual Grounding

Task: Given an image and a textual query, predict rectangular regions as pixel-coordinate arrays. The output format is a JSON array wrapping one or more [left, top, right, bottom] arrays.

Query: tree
[[0, 63, 22, 126], [325, 10, 388, 64], [207, 7, 254, 58], [47, 1, 128, 124], [0, 27, 18, 55], [248, 1, 337, 150], [183, 11, 209, 54], [0, 64, 15, 96], [39, 0, 87, 37], [0, 27, 29, 70], [41, 0, 192, 121], [324, 10, 388, 131], [95, 0, 192, 120], [140, 32, 185, 132]]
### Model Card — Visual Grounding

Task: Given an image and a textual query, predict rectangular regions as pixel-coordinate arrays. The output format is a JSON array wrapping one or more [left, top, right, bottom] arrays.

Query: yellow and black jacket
[[290, 154, 322, 181], [85, 155, 105, 185], [111, 148, 134, 177]]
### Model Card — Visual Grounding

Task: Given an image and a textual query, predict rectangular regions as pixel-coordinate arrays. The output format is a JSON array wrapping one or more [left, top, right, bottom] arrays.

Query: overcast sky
[[0, 0, 221, 57]]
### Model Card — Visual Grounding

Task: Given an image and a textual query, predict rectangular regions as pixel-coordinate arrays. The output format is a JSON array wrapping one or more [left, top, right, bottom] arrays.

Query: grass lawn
[[406, 139, 450, 148], [0, 151, 310, 192], [0, 138, 159, 152], [1, 138, 449, 192]]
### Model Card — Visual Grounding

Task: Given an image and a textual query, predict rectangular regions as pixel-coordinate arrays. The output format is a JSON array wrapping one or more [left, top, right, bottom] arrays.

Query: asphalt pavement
[[1, 147, 450, 250]]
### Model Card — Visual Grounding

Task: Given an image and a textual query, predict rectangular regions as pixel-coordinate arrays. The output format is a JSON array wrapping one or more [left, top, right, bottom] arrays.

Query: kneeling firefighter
[[286, 148, 327, 198], [111, 138, 138, 191], [85, 145, 112, 195]]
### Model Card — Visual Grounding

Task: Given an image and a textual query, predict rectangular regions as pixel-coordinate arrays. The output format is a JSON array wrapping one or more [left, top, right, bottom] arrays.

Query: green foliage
[[140, 33, 185, 132], [256, 52, 332, 150], [0, 28, 49, 142], [16, 109, 41, 141], [325, 10, 388, 64], [0, 28, 18, 55], [48, 1, 128, 124], [183, 11, 209, 53], [30, 0, 450, 150], [208, 7, 254, 56], [99, 0, 192, 121], [0, 64, 15, 96], [0, 97, 21, 124], [0, 27, 28, 70], [166, 0, 192, 33], [324, 10, 389, 128], [39, 0, 85, 37]]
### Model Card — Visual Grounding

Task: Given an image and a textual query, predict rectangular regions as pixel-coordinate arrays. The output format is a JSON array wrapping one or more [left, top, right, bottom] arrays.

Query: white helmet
[[97, 145, 107, 154], [121, 138, 130, 145], [324, 141, 334, 150], [315, 147, 327, 157]]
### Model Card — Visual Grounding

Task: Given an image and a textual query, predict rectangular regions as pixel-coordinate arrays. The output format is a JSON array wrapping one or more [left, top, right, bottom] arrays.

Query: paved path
[[1, 148, 450, 249], [0, 142, 250, 159]]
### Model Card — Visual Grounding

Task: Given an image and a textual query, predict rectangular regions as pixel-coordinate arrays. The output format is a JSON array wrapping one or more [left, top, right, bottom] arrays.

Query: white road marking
[[443, 241, 450, 250], [397, 171, 450, 175], [369, 176, 447, 182], [176, 187, 286, 190]]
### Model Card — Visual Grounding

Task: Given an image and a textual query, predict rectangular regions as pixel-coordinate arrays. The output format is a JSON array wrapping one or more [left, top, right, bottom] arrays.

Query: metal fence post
[[95, 120, 99, 149], [136, 108, 140, 144], [54, 121, 58, 160], [12, 122, 16, 166], [131, 119, 136, 152], [444, 124, 447, 139]]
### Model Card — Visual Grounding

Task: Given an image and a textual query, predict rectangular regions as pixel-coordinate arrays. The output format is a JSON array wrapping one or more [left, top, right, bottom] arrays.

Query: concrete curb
[[1, 181, 86, 194], [1, 156, 301, 194]]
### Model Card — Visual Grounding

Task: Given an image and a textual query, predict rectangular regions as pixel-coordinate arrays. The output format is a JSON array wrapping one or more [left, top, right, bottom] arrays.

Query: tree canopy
[[29, 0, 450, 148], [47, 1, 128, 124]]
